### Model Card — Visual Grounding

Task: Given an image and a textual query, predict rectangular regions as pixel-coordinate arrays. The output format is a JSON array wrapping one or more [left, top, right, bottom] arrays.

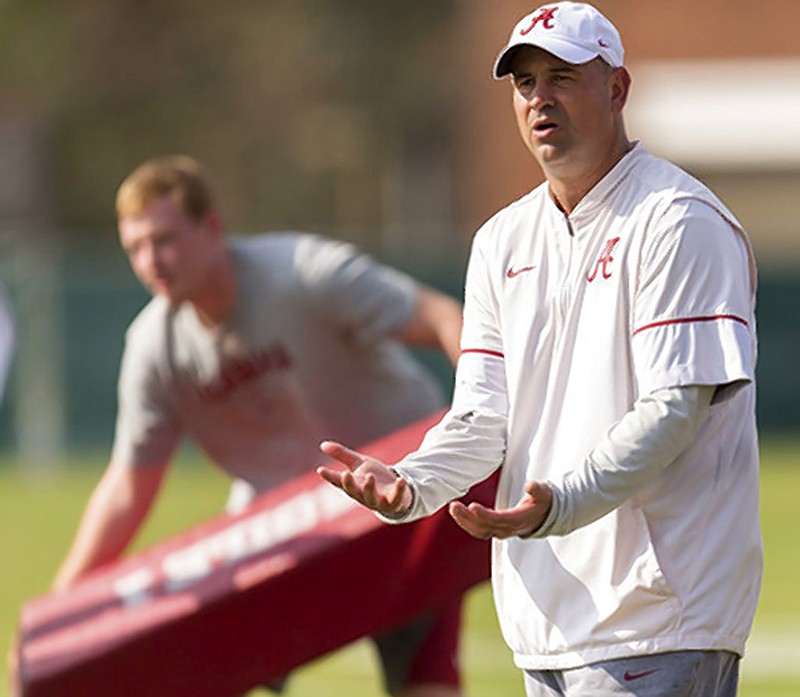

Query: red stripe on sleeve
[[633, 314, 749, 336], [460, 348, 505, 359]]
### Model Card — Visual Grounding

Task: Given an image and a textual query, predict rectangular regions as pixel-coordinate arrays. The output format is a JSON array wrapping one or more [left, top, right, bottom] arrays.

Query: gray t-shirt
[[111, 232, 444, 498]]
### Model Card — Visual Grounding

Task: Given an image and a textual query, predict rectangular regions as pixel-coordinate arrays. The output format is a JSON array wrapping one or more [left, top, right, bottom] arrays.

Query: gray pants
[[524, 650, 739, 697]]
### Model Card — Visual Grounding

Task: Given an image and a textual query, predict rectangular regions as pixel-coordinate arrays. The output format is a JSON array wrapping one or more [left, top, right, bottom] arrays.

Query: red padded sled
[[16, 411, 498, 697]]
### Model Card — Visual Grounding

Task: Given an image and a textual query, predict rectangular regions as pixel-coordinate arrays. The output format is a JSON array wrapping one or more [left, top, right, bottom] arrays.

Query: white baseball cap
[[494, 2, 624, 78]]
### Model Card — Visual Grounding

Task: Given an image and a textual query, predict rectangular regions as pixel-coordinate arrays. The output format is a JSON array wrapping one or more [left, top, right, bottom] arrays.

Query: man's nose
[[527, 83, 554, 108], [135, 242, 160, 274]]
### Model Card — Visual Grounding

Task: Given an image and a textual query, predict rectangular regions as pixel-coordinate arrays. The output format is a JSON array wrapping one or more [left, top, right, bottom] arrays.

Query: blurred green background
[[1, 1, 799, 694]]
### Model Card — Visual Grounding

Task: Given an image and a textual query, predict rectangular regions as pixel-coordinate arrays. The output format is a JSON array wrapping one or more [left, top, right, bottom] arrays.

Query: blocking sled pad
[[15, 411, 498, 697]]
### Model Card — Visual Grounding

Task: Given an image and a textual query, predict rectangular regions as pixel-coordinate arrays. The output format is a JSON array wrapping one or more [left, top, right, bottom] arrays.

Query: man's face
[[118, 194, 221, 304], [509, 47, 627, 180]]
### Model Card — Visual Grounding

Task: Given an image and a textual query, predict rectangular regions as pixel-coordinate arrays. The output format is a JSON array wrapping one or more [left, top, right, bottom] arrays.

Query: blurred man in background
[[318, 3, 761, 696], [50, 155, 466, 697]]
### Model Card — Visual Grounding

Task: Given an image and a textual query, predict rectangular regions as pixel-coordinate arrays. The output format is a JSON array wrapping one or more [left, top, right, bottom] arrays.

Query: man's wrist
[[519, 484, 558, 538], [380, 479, 416, 521]]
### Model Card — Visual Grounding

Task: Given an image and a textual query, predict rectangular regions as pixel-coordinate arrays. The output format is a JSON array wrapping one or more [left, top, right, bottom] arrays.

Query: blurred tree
[[0, 1, 459, 253]]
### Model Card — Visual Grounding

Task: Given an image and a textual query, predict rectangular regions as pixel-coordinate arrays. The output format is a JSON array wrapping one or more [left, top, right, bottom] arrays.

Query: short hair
[[115, 155, 215, 221]]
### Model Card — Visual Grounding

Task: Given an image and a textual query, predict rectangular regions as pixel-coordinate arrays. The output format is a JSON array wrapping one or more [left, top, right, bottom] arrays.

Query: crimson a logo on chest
[[586, 236, 622, 282]]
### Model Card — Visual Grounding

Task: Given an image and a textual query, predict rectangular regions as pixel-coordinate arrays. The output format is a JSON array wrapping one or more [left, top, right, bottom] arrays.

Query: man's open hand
[[448, 480, 553, 539], [317, 441, 413, 517]]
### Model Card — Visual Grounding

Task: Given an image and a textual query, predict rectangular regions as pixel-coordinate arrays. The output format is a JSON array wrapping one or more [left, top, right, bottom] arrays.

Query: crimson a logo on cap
[[520, 6, 558, 35]]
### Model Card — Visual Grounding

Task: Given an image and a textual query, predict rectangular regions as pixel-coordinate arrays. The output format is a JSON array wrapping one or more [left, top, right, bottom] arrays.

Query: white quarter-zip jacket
[[391, 144, 762, 670]]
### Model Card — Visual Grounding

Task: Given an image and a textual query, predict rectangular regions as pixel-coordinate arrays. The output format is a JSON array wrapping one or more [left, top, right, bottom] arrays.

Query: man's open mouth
[[533, 121, 557, 134]]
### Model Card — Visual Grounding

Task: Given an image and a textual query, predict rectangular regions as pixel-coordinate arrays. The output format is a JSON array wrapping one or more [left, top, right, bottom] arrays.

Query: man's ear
[[203, 208, 225, 239], [610, 66, 632, 113]]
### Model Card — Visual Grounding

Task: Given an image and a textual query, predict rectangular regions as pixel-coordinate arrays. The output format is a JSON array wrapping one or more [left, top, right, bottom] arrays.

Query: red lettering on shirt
[[197, 344, 292, 400]]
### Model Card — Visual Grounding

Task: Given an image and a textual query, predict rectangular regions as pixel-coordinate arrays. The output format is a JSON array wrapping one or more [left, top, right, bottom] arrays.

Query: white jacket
[[393, 144, 762, 670]]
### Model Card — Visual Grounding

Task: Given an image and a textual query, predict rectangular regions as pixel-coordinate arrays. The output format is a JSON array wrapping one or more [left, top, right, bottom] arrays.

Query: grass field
[[1, 439, 798, 696]]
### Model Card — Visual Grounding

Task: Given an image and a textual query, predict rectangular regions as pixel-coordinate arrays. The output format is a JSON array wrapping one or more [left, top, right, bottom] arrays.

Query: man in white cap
[[318, 2, 762, 695]]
